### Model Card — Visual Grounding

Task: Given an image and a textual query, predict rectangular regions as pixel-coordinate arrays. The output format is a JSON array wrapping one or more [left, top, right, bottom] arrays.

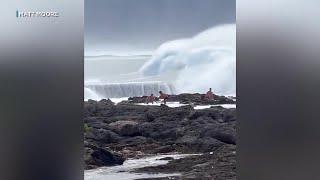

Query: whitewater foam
[[85, 81, 176, 99], [139, 24, 236, 95], [85, 154, 200, 180], [135, 102, 236, 109], [84, 87, 101, 100]]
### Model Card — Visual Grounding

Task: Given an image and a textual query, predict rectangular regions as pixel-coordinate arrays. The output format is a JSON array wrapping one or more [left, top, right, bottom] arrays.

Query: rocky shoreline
[[127, 93, 235, 105], [84, 93, 236, 179], [136, 145, 236, 180]]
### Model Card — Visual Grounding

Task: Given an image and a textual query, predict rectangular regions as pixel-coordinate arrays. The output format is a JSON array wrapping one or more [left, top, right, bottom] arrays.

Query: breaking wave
[[85, 81, 176, 99], [139, 24, 236, 95]]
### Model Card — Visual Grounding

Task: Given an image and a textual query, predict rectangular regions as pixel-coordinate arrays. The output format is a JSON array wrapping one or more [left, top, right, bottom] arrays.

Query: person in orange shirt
[[205, 88, 214, 100]]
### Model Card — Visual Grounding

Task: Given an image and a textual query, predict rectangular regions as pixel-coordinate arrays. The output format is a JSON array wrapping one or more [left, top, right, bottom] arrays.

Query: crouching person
[[159, 91, 169, 104], [145, 93, 156, 104]]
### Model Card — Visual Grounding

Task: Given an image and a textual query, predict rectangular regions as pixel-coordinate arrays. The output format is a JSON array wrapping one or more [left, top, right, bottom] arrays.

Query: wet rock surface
[[136, 145, 236, 180], [128, 93, 235, 105], [84, 143, 125, 169], [84, 94, 236, 179]]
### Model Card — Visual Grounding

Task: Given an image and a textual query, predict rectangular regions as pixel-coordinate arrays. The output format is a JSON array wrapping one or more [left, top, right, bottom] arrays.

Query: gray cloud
[[85, 0, 235, 55]]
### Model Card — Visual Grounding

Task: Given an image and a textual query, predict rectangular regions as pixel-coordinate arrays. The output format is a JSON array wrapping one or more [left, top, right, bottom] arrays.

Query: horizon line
[[84, 54, 153, 58]]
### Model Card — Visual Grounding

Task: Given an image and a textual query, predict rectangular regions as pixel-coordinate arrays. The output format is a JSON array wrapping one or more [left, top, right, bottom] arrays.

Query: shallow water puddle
[[194, 104, 236, 109], [135, 101, 236, 109]]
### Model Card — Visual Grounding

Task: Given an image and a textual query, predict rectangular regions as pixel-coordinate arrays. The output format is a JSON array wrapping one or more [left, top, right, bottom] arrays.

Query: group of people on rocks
[[145, 88, 215, 104]]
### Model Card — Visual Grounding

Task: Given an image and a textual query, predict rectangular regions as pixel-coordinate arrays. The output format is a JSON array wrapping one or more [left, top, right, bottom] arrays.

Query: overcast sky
[[85, 0, 236, 55]]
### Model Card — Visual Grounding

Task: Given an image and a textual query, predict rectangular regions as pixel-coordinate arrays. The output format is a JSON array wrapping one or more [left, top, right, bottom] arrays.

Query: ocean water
[[85, 25, 236, 100], [84, 55, 178, 100], [139, 24, 236, 95], [85, 55, 150, 84]]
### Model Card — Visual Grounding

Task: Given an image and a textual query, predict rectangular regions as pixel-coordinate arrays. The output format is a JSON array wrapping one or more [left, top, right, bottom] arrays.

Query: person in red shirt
[[205, 88, 214, 100], [159, 91, 169, 104], [145, 94, 156, 104]]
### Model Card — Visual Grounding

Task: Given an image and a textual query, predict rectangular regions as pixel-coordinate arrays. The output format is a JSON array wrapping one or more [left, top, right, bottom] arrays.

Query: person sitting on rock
[[205, 88, 214, 100], [145, 93, 156, 104], [159, 91, 169, 104]]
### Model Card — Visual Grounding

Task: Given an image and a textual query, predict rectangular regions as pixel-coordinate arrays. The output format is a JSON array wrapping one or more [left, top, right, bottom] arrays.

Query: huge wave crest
[[139, 24, 236, 95]]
